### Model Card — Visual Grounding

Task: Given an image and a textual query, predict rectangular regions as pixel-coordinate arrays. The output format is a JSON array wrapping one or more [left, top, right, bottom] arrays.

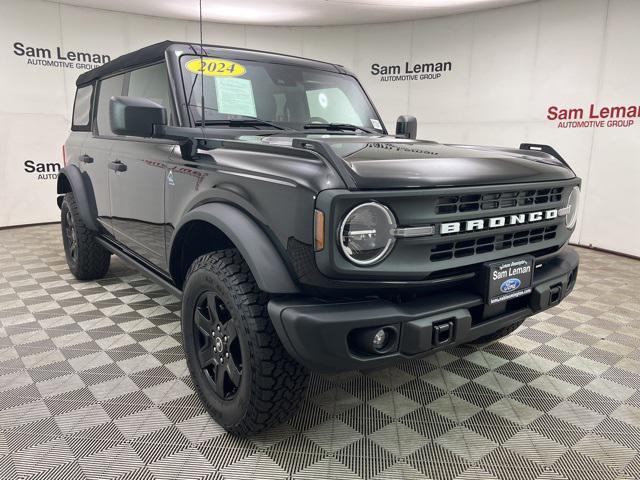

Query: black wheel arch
[[56, 165, 100, 232], [169, 203, 299, 295]]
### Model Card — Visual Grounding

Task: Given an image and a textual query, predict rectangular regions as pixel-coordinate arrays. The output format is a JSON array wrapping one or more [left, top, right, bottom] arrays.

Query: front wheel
[[182, 249, 309, 436]]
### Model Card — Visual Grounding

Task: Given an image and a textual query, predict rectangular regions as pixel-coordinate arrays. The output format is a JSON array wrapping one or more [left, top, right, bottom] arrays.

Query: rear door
[[107, 63, 176, 270]]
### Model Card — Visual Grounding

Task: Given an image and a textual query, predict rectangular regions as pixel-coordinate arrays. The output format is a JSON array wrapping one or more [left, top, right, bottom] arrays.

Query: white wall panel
[[0, 113, 69, 227], [186, 21, 246, 47], [597, 0, 640, 96], [302, 27, 357, 70], [417, 123, 467, 145], [583, 128, 640, 256], [579, 0, 640, 257], [354, 23, 412, 130], [529, 0, 608, 245], [531, 0, 606, 117], [467, 2, 539, 123], [245, 26, 303, 56], [0, 0, 638, 256], [0, 0, 66, 116], [462, 121, 529, 149], [124, 14, 188, 51], [408, 14, 474, 124], [59, 4, 128, 122]]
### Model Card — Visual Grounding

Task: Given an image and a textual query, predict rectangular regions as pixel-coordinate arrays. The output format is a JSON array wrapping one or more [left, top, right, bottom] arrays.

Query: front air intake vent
[[436, 187, 564, 215], [429, 225, 558, 262]]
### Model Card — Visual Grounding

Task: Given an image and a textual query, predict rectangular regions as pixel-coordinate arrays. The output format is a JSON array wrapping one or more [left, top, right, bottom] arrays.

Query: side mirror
[[395, 115, 417, 140], [109, 96, 167, 138]]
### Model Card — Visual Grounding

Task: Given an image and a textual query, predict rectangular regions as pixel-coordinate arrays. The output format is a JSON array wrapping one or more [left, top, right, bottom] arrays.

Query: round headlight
[[565, 186, 580, 229], [339, 202, 396, 266]]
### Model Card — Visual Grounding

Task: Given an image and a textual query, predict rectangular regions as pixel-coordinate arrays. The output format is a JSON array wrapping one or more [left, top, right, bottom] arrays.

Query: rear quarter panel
[[64, 131, 88, 168]]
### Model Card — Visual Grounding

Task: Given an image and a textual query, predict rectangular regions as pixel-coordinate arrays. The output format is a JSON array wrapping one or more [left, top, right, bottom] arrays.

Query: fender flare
[[56, 165, 100, 231], [174, 203, 299, 294]]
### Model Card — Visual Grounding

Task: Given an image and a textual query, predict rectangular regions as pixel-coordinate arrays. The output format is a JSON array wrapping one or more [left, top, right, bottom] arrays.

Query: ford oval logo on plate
[[487, 256, 534, 305], [500, 278, 521, 293]]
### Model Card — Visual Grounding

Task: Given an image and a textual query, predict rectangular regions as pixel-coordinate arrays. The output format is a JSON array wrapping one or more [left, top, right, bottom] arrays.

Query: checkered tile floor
[[0, 224, 639, 480]]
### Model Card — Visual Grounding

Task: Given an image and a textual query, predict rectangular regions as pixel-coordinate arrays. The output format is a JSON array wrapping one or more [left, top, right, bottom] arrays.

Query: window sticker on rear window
[[214, 77, 257, 118], [185, 58, 246, 77]]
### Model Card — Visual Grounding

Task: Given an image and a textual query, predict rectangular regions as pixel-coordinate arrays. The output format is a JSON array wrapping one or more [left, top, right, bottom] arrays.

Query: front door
[[108, 139, 173, 269], [104, 62, 178, 271]]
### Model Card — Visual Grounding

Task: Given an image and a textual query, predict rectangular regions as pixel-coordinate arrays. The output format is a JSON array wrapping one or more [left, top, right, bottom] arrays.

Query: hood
[[261, 134, 575, 189]]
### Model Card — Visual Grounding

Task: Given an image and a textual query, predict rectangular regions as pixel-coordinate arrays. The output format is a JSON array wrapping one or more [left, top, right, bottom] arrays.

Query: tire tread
[[185, 249, 309, 435], [61, 193, 110, 280]]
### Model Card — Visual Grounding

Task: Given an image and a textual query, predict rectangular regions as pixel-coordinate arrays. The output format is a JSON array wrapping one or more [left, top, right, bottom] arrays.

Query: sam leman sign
[[370, 60, 453, 82], [12, 41, 111, 70]]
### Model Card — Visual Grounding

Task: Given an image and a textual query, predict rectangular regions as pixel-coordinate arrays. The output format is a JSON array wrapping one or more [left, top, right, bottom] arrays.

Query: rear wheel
[[182, 249, 309, 435], [60, 193, 110, 280]]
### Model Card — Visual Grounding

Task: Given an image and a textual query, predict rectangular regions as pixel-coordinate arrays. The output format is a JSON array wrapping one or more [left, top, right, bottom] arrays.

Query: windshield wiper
[[303, 123, 375, 134], [198, 119, 288, 130]]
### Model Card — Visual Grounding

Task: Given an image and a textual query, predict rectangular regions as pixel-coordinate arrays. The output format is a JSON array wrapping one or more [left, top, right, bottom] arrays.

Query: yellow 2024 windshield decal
[[185, 58, 246, 77]]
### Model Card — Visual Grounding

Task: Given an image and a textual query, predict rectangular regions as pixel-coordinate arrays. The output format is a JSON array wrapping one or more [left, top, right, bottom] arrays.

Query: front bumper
[[268, 247, 579, 373]]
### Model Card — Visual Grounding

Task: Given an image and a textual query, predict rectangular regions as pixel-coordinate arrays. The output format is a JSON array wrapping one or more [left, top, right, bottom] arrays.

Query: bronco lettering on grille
[[440, 208, 562, 235]]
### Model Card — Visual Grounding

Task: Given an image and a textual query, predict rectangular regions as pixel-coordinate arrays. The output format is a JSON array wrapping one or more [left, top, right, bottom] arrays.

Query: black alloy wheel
[[181, 249, 309, 435], [60, 192, 110, 280], [193, 292, 243, 400], [64, 208, 79, 264]]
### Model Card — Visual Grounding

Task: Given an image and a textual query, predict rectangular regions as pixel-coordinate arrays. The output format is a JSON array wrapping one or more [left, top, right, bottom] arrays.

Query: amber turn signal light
[[314, 209, 325, 251]]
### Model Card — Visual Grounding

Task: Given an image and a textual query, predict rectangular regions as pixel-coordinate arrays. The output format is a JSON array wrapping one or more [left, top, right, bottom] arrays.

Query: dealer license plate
[[485, 255, 534, 304]]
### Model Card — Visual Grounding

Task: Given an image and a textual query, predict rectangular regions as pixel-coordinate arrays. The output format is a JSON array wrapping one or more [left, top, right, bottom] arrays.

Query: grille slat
[[429, 225, 558, 262], [436, 187, 564, 215]]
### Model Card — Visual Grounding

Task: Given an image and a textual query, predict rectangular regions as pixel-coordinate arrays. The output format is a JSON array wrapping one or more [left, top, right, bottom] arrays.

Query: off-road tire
[[60, 192, 110, 280], [182, 249, 309, 436], [469, 318, 526, 345]]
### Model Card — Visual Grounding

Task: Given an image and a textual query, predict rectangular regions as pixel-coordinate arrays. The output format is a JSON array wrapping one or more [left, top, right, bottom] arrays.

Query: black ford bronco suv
[[58, 41, 580, 435]]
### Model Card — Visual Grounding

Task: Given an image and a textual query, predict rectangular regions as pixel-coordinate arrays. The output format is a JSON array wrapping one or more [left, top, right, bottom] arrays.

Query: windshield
[[180, 55, 384, 133]]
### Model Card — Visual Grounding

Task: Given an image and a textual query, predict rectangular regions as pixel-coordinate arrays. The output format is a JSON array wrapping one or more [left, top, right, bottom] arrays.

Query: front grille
[[324, 179, 575, 280], [436, 187, 564, 215], [430, 225, 558, 262]]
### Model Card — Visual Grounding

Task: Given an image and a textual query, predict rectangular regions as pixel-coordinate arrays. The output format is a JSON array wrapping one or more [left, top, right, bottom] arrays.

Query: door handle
[[108, 160, 127, 172], [79, 154, 94, 164]]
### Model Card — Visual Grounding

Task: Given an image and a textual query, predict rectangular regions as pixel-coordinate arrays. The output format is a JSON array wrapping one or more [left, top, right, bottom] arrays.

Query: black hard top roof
[[76, 40, 345, 87]]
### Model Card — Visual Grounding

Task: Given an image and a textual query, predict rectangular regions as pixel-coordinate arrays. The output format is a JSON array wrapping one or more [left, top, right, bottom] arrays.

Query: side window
[[72, 85, 93, 130], [96, 74, 125, 135], [127, 63, 174, 124]]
